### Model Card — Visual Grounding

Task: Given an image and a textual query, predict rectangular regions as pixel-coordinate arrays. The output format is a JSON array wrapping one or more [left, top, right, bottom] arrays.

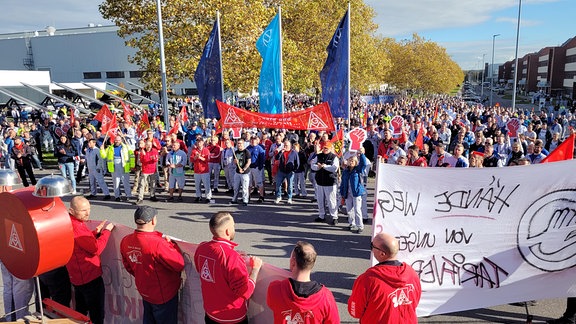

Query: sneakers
[[314, 217, 325, 223], [275, 197, 281, 204], [331, 218, 339, 226], [194, 197, 201, 203], [287, 199, 293, 204], [103, 195, 111, 200], [230, 200, 238, 204], [213, 188, 219, 193], [350, 225, 359, 232], [547, 316, 576, 324], [135, 199, 143, 205], [115, 197, 121, 202], [257, 197, 264, 203], [85, 194, 96, 199], [356, 227, 364, 234], [150, 196, 158, 202], [242, 202, 248, 206]]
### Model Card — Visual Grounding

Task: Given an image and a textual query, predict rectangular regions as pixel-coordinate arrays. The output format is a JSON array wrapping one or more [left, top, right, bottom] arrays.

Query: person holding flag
[[101, 135, 135, 202]]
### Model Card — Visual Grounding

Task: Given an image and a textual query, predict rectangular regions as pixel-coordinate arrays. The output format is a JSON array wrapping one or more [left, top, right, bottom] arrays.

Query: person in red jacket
[[66, 196, 115, 324], [267, 241, 339, 324], [194, 211, 263, 323], [135, 140, 160, 204], [207, 136, 222, 193], [120, 206, 185, 324], [348, 232, 421, 324], [190, 138, 212, 203]]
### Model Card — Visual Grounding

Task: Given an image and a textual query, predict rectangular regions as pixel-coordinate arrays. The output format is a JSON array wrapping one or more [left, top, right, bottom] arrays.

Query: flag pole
[[278, 6, 285, 114], [217, 11, 224, 105], [347, 2, 351, 130]]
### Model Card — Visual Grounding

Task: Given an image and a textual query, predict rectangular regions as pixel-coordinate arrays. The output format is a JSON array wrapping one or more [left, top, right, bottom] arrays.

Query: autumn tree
[[100, 0, 388, 95], [383, 34, 464, 94]]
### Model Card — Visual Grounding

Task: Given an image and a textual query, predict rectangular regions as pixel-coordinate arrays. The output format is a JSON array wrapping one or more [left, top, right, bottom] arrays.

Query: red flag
[[69, 107, 75, 125], [103, 114, 119, 142], [433, 105, 439, 121], [540, 134, 575, 163], [168, 121, 180, 135], [330, 129, 344, 157], [101, 112, 117, 133], [415, 124, 424, 151], [215, 119, 223, 135], [121, 101, 134, 125], [137, 111, 151, 136], [94, 104, 113, 122], [179, 106, 189, 123]]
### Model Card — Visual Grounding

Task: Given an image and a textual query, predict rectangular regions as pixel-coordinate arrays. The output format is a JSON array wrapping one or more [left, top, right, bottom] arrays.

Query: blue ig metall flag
[[320, 9, 350, 119], [194, 20, 223, 119], [256, 13, 283, 114]]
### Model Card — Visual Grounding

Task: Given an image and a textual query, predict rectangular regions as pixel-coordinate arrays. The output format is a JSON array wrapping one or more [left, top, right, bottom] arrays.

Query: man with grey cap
[[120, 206, 185, 324]]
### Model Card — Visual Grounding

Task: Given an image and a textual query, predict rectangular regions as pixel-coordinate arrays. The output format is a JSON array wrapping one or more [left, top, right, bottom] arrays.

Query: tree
[[100, 0, 388, 95], [383, 34, 464, 94]]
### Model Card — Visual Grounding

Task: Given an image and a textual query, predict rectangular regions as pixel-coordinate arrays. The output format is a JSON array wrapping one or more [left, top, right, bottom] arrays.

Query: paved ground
[[0, 167, 569, 323]]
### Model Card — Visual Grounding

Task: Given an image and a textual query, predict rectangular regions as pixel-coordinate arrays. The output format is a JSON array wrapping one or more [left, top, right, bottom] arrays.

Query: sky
[[1, 0, 575, 71]]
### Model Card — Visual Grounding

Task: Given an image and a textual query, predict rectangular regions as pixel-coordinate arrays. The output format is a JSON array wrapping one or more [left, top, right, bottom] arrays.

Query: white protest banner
[[373, 160, 576, 316], [92, 222, 290, 323]]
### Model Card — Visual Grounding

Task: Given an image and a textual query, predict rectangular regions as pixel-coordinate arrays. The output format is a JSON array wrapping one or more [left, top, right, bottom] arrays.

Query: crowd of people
[[1, 91, 576, 323]]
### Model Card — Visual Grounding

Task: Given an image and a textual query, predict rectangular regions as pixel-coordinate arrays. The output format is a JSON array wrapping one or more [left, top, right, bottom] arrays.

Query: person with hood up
[[348, 232, 421, 324]]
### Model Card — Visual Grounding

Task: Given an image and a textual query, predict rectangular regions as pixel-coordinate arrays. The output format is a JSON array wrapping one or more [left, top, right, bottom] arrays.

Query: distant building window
[[106, 71, 125, 78], [129, 71, 143, 78], [83, 72, 101, 79], [184, 88, 198, 95]]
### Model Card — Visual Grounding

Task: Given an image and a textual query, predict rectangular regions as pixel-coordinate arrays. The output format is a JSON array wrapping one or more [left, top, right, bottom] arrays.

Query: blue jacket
[[247, 144, 265, 169], [340, 154, 367, 198]]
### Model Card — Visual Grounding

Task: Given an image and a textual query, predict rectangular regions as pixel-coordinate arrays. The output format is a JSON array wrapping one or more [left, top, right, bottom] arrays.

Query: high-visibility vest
[[102, 144, 134, 173]]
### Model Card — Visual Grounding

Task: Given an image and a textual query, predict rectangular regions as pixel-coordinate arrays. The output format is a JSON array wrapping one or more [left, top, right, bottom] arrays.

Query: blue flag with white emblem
[[320, 9, 350, 119], [256, 13, 283, 114], [194, 19, 223, 119]]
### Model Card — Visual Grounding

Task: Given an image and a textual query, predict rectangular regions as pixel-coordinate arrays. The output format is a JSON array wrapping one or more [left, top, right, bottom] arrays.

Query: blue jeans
[[59, 162, 76, 192], [275, 170, 294, 199], [143, 293, 178, 324]]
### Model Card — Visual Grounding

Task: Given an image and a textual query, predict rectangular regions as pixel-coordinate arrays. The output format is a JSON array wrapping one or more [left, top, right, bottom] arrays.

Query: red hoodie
[[267, 278, 339, 324], [348, 261, 421, 324], [139, 148, 159, 175], [120, 230, 184, 305], [66, 216, 111, 286]]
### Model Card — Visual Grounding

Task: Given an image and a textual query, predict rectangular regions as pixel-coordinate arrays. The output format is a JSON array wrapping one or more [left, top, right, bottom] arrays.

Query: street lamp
[[481, 53, 486, 100], [511, 0, 522, 113], [490, 34, 500, 108], [155, 0, 170, 131]]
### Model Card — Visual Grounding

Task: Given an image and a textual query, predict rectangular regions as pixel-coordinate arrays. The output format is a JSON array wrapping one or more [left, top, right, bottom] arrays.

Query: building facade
[[498, 36, 576, 99]]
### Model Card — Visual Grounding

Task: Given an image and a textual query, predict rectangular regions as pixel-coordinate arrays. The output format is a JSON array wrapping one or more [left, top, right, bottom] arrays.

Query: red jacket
[[66, 216, 111, 286], [194, 237, 255, 323], [120, 230, 184, 305], [207, 144, 222, 164], [267, 278, 339, 324], [191, 147, 210, 174], [348, 261, 421, 324], [139, 148, 159, 175]]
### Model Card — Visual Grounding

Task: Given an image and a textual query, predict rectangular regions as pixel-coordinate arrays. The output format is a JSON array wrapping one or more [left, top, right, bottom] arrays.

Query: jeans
[[59, 162, 76, 192], [74, 276, 105, 324], [143, 293, 178, 324], [275, 170, 294, 199], [194, 173, 212, 199], [233, 172, 250, 203], [1, 262, 34, 321]]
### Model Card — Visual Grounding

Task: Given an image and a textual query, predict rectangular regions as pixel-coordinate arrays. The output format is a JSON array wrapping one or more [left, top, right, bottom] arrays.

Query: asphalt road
[[1, 168, 568, 323]]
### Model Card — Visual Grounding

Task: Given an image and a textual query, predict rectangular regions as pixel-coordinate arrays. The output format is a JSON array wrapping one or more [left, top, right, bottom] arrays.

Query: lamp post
[[490, 34, 500, 108], [155, 0, 170, 131], [511, 0, 522, 113], [481, 53, 486, 100]]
